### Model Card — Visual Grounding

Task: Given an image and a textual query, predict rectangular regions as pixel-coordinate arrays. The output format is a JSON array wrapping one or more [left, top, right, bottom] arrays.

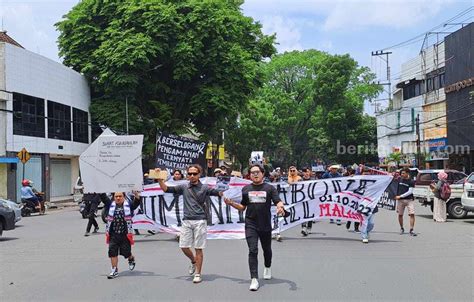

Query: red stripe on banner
[[143, 187, 163, 191], [133, 220, 155, 225], [207, 230, 245, 234]]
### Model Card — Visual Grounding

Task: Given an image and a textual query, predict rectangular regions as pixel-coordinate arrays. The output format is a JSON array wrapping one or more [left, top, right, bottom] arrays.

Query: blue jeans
[[361, 214, 375, 239]]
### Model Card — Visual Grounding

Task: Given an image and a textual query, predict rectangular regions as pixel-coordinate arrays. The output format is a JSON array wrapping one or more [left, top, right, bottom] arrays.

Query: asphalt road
[[1, 204, 473, 301]]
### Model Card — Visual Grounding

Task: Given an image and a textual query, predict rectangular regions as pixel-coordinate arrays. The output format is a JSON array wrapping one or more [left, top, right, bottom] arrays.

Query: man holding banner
[[156, 165, 224, 284], [224, 164, 285, 291]]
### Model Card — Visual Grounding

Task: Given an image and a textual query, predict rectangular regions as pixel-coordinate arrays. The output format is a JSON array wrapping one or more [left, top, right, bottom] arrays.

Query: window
[[48, 101, 71, 141], [13, 93, 45, 137], [426, 78, 433, 92], [72, 108, 89, 143], [439, 73, 445, 88]]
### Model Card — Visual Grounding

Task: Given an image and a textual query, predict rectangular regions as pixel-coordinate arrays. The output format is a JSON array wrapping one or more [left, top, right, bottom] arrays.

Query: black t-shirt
[[397, 178, 415, 200], [241, 183, 281, 232]]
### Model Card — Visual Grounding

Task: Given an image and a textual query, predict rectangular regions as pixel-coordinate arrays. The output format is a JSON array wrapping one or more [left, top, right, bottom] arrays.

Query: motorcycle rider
[[20, 179, 41, 212]]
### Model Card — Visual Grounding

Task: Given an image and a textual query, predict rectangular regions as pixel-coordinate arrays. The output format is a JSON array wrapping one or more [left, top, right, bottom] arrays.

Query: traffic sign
[[17, 148, 31, 164]]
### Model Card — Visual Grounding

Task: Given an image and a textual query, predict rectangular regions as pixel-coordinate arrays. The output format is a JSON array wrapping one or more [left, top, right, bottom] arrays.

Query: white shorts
[[179, 220, 207, 249]]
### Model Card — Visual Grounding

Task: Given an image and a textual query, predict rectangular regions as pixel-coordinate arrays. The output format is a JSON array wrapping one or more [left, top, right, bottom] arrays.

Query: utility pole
[[371, 50, 392, 111], [415, 114, 421, 169]]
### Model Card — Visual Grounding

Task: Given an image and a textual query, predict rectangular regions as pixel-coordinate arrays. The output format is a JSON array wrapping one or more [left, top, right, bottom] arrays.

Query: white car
[[0, 198, 22, 223], [73, 177, 84, 203], [461, 173, 474, 212]]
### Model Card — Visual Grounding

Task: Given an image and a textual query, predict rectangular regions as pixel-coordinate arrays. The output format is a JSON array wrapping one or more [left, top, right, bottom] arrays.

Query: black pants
[[86, 215, 98, 233], [245, 227, 272, 279], [302, 221, 313, 229]]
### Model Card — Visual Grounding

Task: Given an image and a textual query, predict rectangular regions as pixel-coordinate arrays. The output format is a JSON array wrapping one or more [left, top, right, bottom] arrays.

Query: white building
[[0, 32, 91, 202], [376, 41, 447, 168]]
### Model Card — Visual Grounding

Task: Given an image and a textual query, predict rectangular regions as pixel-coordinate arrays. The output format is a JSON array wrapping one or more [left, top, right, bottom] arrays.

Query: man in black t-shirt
[[225, 164, 285, 291], [395, 168, 417, 236]]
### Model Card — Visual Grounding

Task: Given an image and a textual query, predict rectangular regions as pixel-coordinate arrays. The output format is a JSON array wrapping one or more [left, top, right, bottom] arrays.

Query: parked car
[[413, 169, 468, 218], [0, 199, 16, 236], [0, 198, 21, 223], [461, 173, 474, 212]]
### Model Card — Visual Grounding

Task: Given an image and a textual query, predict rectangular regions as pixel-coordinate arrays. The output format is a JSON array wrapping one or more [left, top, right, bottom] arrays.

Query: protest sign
[[155, 132, 206, 171], [250, 151, 263, 165], [377, 179, 399, 210], [132, 175, 393, 239], [80, 131, 143, 193]]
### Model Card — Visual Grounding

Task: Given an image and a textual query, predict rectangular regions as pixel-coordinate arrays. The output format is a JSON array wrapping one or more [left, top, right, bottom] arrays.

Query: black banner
[[155, 132, 206, 171], [377, 179, 399, 210]]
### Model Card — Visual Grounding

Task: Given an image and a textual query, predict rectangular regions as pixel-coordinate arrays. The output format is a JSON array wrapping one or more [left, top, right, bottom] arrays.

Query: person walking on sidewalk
[[431, 171, 448, 222], [156, 165, 224, 284], [395, 167, 417, 236], [105, 191, 141, 279], [224, 164, 285, 291]]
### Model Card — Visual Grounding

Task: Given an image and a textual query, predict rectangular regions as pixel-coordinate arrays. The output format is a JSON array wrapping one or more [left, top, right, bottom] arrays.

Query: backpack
[[439, 181, 451, 201]]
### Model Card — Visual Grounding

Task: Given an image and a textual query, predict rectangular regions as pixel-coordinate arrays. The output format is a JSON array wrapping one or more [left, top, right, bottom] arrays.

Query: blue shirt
[[322, 172, 342, 179], [21, 186, 36, 199]]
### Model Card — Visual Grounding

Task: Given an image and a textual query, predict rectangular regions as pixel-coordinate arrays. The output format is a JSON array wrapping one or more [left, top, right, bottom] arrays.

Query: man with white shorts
[[156, 165, 223, 283]]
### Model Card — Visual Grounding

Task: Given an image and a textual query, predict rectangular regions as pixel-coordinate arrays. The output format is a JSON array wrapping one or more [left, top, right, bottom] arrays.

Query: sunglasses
[[188, 172, 199, 176], [290, 170, 296, 172]]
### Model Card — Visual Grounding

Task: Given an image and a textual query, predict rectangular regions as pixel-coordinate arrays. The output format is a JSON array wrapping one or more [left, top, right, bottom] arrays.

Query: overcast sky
[[1, 0, 473, 114]]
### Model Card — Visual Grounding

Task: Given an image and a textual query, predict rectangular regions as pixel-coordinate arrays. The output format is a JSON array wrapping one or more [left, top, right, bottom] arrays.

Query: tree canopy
[[56, 0, 275, 153], [225, 50, 381, 168]]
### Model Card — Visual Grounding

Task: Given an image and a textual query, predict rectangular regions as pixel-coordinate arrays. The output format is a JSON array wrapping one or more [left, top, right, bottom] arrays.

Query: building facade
[[445, 23, 473, 174], [0, 33, 91, 202]]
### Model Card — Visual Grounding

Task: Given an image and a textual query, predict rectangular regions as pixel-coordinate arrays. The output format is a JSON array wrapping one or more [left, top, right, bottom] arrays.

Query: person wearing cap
[[322, 165, 342, 179], [213, 168, 223, 177], [224, 164, 285, 291], [322, 165, 342, 225]]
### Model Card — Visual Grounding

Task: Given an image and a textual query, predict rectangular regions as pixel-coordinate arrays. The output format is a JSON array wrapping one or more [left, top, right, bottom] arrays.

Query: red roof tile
[[0, 31, 24, 48]]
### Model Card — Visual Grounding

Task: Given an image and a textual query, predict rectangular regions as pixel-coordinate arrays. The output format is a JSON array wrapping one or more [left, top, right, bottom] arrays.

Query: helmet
[[22, 179, 30, 186]]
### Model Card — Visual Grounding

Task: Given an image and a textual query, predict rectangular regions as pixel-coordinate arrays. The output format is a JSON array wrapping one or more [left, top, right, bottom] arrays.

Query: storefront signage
[[444, 77, 474, 93]]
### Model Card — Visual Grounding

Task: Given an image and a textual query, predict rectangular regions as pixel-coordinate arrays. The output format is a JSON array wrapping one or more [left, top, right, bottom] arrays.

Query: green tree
[[56, 0, 275, 153], [225, 50, 381, 168]]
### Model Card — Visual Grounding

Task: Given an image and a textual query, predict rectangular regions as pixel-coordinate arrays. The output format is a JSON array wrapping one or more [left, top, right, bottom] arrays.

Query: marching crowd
[[80, 162, 452, 291]]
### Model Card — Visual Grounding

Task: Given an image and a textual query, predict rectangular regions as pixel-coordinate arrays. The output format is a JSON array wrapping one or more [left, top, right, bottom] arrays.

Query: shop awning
[[0, 157, 19, 164]]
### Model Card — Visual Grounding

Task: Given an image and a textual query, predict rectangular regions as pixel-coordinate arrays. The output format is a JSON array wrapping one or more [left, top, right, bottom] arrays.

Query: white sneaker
[[301, 227, 308, 237], [107, 267, 118, 279], [307, 227, 312, 234], [189, 262, 196, 275], [263, 267, 272, 280], [362, 238, 369, 244], [249, 278, 259, 291], [193, 274, 202, 283]]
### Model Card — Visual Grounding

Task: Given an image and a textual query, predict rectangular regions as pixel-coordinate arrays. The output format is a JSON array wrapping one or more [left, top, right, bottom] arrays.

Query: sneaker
[[346, 221, 351, 230], [107, 267, 118, 279], [147, 230, 156, 235], [263, 267, 272, 280], [93, 227, 99, 233], [354, 228, 360, 233], [249, 278, 259, 291], [84, 232, 90, 237], [336, 220, 341, 226], [189, 262, 196, 275], [409, 230, 417, 237], [329, 219, 335, 224], [276, 234, 282, 242], [193, 274, 202, 283], [362, 238, 369, 244], [399, 228, 405, 235], [307, 227, 312, 234], [128, 258, 136, 271], [301, 227, 308, 237]]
